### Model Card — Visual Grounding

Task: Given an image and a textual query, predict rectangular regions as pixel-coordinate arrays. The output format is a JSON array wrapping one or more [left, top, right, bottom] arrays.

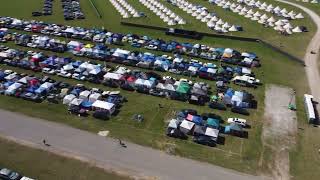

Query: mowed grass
[[0, 137, 129, 180], [0, 0, 319, 179]]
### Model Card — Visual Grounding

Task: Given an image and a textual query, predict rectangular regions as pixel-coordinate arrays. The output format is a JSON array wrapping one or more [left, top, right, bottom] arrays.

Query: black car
[[231, 107, 250, 116], [0, 168, 22, 180], [208, 101, 227, 111], [166, 128, 188, 140], [20, 92, 43, 102], [32, 11, 42, 16], [193, 135, 216, 147]]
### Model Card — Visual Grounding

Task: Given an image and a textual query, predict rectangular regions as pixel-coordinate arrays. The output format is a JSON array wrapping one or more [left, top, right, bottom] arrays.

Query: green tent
[[207, 118, 220, 128], [176, 82, 190, 94]]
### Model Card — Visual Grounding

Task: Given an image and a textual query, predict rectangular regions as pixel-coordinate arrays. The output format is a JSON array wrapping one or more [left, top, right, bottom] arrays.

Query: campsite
[[0, 0, 319, 180]]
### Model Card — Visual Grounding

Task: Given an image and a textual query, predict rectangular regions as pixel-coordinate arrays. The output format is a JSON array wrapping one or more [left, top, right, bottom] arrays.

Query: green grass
[[0, 137, 129, 180], [0, 0, 318, 179]]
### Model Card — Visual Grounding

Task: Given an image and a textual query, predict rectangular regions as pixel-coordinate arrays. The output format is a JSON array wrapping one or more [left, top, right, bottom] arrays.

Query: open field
[[0, 137, 129, 180], [0, 0, 319, 179]]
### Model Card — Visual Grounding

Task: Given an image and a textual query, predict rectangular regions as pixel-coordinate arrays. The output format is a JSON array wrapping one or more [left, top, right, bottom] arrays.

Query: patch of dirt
[[262, 85, 298, 180]]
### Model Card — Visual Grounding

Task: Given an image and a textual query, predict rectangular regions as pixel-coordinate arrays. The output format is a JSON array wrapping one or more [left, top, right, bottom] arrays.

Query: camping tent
[[176, 82, 190, 94], [104, 72, 123, 80], [92, 100, 115, 114], [168, 119, 178, 129], [89, 93, 101, 103], [70, 98, 84, 106], [179, 119, 195, 134], [205, 127, 219, 140], [79, 90, 91, 100], [207, 118, 220, 128], [63, 94, 76, 105]]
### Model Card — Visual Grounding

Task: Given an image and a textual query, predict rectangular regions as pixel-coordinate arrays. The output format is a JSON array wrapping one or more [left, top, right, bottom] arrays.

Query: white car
[[227, 118, 247, 127], [42, 68, 55, 75], [20, 177, 35, 180], [57, 71, 72, 78]]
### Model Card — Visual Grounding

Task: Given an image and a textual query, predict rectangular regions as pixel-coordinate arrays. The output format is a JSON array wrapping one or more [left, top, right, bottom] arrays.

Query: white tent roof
[[92, 100, 115, 111], [89, 93, 101, 103], [168, 119, 178, 129], [63, 94, 76, 105], [292, 26, 302, 33], [70, 98, 83, 106], [79, 90, 91, 99], [104, 72, 123, 80], [180, 119, 195, 130], [205, 127, 219, 138]]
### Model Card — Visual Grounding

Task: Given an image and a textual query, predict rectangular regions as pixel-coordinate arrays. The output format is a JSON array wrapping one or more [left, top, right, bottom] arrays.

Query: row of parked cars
[[3, 31, 261, 88], [0, 63, 125, 120], [0, 167, 34, 180], [32, 0, 53, 17], [0, 16, 260, 68], [0, 43, 257, 114], [62, 0, 85, 20]]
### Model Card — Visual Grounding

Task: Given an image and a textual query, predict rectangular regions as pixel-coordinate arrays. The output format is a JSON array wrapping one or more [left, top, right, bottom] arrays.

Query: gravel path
[[263, 85, 297, 180], [0, 109, 263, 180]]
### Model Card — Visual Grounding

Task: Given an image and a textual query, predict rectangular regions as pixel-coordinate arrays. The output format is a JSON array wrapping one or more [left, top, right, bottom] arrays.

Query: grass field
[[0, 0, 319, 179], [0, 137, 129, 180]]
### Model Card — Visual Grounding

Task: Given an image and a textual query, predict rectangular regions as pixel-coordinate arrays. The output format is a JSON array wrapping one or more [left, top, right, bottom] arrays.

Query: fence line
[[89, 0, 102, 18]]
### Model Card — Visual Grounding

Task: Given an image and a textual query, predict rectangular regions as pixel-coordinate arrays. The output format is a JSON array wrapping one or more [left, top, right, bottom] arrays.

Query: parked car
[[231, 107, 250, 116], [193, 135, 215, 147], [227, 118, 247, 127], [0, 168, 22, 180]]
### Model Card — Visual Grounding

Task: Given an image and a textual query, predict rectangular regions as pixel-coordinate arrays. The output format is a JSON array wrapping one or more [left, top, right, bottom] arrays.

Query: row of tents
[[0, 16, 260, 65], [210, 0, 306, 34], [2, 31, 261, 87], [109, 0, 141, 18], [0, 69, 123, 119], [170, 0, 242, 33], [139, 0, 186, 25], [0, 45, 257, 111]]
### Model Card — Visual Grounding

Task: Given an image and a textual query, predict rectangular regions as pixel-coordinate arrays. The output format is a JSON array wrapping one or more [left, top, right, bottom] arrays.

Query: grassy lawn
[[0, 0, 318, 179], [0, 137, 129, 180]]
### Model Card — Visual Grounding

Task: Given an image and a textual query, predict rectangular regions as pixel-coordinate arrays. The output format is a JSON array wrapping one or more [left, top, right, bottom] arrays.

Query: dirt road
[[276, 0, 320, 110], [263, 85, 297, 180], [0, 109, 263, 180]]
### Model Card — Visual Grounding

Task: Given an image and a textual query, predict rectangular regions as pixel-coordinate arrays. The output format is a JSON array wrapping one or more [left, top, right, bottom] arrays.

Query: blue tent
[[81, 101, 93, 108], [35, 87, 46, 94], [0, 71, 5, 80], [192, 116, 202, 125], [70, 88, 81, 96], [26, 86, 38, 93], [207, 118, 220, 128]]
